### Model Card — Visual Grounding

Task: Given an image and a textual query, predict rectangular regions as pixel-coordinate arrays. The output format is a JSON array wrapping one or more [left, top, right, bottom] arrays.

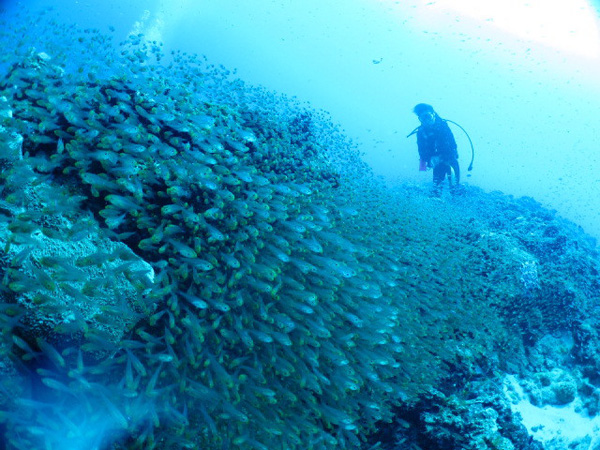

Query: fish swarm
[[0, 10, 511, 450]]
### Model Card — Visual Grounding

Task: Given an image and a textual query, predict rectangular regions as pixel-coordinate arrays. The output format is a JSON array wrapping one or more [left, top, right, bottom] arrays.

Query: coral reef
[[2, 8, 600, 450], [0, 12, 469, 449], [366, 188, 600, 450]]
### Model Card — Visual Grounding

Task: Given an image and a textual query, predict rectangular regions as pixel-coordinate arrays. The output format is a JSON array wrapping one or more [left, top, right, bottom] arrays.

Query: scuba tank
[[407, 119, 475, 172]]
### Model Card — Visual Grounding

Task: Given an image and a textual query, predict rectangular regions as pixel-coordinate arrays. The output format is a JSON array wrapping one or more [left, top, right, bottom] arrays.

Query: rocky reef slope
[[368, 187, 600, 450], [1, 10, 600, 450]]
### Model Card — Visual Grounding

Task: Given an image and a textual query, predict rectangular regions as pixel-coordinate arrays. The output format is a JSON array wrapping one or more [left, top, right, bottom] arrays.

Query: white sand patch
[[504, 375, 600, 449]]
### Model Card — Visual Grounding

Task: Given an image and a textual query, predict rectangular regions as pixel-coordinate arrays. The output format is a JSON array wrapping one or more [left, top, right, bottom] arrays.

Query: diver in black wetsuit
[[413, 103, 461, 196]]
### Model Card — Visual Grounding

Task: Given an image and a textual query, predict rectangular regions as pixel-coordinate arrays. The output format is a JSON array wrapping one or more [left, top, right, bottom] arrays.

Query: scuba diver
[[409, 103, 463, 197]]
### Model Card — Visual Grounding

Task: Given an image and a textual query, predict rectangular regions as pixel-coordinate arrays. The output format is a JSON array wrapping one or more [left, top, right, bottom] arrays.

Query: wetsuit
[[417, 117, 460, 194]]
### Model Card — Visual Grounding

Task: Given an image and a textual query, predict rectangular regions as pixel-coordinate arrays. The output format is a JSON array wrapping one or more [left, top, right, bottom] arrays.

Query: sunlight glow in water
[[429, 0, 600, 58]]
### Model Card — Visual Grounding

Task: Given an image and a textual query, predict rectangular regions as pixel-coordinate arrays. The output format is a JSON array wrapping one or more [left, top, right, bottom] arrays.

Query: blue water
[[2, 2, 600, 449], [5, 0, 600, 237]]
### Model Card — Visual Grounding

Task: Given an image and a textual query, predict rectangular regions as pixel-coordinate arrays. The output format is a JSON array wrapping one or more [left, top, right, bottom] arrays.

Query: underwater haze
[[5, 1, 600, 450], [7, 0, 600, 239]]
